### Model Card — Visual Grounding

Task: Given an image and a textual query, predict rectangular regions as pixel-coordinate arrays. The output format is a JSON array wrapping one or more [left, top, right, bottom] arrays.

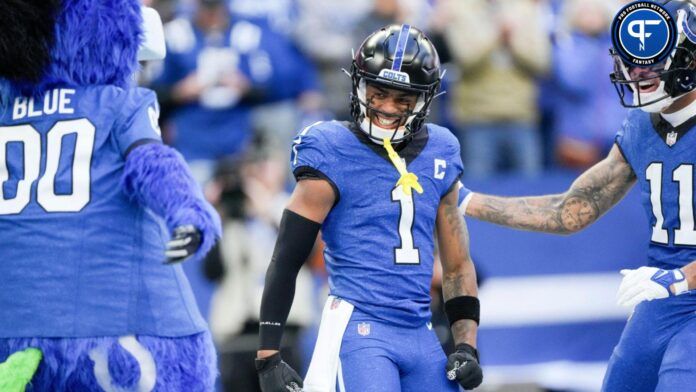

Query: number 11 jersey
[[617, 109, 696, 269], [291, 121, 463, 328]]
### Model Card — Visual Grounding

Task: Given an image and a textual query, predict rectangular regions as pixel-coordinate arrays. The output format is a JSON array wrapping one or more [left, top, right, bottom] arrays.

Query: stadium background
[[140, 0, 644, 390]]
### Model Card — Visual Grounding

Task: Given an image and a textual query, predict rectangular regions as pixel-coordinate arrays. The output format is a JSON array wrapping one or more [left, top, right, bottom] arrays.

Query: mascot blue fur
[[0, 1, 222, 391]]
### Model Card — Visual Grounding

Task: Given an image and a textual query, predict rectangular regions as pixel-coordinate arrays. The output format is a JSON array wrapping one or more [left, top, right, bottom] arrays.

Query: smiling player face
[[365, 83, 419, 130], [628, 65, 664, 94]]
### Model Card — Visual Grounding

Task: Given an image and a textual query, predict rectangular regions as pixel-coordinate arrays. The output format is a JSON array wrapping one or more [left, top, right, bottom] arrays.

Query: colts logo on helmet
[[378, 69, 410, 84], [612, 1, 677, 66], [680, 7, 696, 44]]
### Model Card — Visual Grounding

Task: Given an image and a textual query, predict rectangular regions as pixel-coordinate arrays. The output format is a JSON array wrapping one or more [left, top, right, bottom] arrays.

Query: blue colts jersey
[[617, 109, 696, 269], [0, 86, 207, 338], [291, 121, 463, 327]]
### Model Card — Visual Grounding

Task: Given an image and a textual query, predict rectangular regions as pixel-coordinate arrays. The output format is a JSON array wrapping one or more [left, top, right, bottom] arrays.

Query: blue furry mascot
[[0, 1, 222, 390]]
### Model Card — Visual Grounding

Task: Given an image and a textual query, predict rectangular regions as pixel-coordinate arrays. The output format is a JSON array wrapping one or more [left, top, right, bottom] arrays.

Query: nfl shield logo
[[666, 131, 678, 146], [357, 322, 371, 336], [330, 297, 342, 310]]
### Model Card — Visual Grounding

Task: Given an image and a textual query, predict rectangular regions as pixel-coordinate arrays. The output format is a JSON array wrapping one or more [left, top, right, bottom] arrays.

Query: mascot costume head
[[0, 0, 166, 96], [0, 1, 220, 390]]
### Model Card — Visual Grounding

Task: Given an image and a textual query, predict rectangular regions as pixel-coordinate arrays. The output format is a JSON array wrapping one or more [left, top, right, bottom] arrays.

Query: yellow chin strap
[[383, 138, 423, 196]]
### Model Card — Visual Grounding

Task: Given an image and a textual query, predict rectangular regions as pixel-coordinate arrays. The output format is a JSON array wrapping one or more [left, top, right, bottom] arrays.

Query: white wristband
[[673, 269, 690, 295], [459, 192, 474, 217]]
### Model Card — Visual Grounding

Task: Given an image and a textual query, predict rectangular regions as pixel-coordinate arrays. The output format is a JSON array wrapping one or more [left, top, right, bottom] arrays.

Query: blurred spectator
[[228, 0, 297, 35], [533, 0, 564, 169], [204, 146, 319, 392], [152, 0, 255, 185], [354, 0, 432, 41], [292, 0, 373, 119], [229, 15, 325, 161], [152, 0, 326, 185], [142, 0, 178, 23], [553, 0, 625, 169], [439, 0, 551, 178], [293, 0, 431, 120]]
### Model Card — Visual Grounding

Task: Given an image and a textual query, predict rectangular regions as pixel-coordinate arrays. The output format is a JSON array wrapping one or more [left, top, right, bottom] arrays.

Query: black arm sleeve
[[258, 209, 322, 350]]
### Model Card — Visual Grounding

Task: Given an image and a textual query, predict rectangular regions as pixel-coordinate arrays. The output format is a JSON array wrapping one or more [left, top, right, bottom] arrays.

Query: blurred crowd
[[138, 0, 629, 390]]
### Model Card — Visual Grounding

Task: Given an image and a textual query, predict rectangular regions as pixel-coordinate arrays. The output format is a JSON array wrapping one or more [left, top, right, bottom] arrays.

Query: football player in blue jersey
[[254, 24, 483, 391], [0, 1, 220, 390], [460, 1, 696, 390]]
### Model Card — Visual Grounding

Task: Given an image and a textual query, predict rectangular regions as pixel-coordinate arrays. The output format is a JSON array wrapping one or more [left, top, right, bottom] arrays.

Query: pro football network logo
[[611, 1, 677, 67]]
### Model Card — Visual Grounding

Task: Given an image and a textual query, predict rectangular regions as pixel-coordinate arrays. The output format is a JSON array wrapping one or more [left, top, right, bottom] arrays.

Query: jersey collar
[[345, 121, 429, 166], [650, 112, 696, 147]]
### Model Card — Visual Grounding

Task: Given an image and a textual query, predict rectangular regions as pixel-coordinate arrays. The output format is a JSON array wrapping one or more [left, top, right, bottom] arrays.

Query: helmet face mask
[[610, 45, 696, 112], [354, 78, 427, 143], [349, 24, 441, 144]]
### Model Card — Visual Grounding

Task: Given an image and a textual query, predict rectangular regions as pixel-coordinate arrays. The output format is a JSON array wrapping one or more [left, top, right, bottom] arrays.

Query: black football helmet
[[610, 0, 696, 112], [349, 24, 441, 144]]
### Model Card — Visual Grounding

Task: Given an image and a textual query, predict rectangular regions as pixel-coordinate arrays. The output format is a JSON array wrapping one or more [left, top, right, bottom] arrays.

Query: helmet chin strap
[[636, 81, 675, 113], [660, 93, 696, 126], [359, 116, 406, 145]]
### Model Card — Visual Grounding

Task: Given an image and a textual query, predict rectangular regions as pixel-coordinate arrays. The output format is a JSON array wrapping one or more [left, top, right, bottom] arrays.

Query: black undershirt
[[650, 113, 696, 147]]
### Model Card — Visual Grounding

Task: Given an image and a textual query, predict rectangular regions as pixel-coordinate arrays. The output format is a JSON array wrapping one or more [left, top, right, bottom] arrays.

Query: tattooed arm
[[437, 186, 478, 346], [466, 145, 636, 234]]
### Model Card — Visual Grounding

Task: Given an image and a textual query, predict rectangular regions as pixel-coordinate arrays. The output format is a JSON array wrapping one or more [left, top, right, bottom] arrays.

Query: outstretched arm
[[465, 145, 636, 234], [121, 143, 222, 263], [437, 187, 483, 390]]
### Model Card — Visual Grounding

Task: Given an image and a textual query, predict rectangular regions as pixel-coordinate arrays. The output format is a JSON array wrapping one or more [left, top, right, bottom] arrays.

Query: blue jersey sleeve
[[291, 123, 331, 175], [457, 181, 471, 206], [446, 150, 464, 196], [113, 88, 163, 156], [290, 122, 339, 191], [615, 110, 638, 167], [438, 129, 465, 198]]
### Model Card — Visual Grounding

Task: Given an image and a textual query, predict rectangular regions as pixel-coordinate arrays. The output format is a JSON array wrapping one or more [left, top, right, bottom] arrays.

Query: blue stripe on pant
[[0, 331, 217, 391], [602, 293, 696, 392], [338, 309, 458, 392]]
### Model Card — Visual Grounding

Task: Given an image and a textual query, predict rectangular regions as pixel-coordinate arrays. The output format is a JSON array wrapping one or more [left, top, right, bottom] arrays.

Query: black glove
[[165, 225, 202, 264], [256, 352, 303, 392], [446, 343, 483, 390]]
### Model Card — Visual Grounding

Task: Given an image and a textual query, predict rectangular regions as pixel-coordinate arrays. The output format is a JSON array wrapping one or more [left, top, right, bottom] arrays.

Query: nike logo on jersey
[[434, 159, 446, 179]]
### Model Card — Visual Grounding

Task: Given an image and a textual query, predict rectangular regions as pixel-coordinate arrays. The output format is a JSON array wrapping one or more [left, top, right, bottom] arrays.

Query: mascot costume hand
[[0, 1, 222, 390]]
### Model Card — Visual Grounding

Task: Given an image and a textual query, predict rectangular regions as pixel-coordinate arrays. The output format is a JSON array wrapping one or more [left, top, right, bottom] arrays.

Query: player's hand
[[256, 352, 303, 392], [165, 225, 202, 264], [617, 266, 689, 307], [446, 343, 483, 390]]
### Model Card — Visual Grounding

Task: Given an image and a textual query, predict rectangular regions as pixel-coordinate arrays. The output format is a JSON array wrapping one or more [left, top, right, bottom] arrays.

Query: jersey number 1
[[392, 186, 420, 264], [646, 162, 696, 245], [0, 119, 95, 215]]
